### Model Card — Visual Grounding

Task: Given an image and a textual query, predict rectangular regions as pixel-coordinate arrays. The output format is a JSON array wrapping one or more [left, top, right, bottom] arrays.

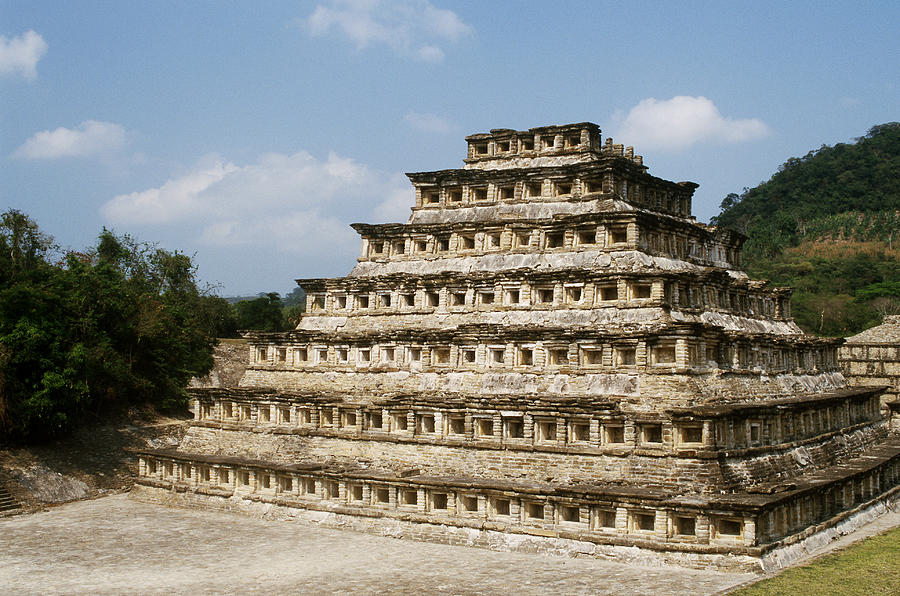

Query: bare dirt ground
[[0, 411, 190, 514], [0, 339, 246, 513], [0, 493, 756, 595]]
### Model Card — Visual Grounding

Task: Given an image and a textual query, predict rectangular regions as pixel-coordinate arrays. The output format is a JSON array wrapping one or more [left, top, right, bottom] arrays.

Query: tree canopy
[[0, 211, 223, 443], [235, 292, 286, 331], [711, 123, 900, 260]]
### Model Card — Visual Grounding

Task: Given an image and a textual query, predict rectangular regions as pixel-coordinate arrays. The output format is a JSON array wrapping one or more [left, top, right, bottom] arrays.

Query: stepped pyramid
[[135, 123, 900, 568]]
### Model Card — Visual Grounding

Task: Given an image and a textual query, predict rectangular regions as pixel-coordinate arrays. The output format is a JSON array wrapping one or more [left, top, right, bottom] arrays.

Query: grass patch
[[731, 524, 900, 595]]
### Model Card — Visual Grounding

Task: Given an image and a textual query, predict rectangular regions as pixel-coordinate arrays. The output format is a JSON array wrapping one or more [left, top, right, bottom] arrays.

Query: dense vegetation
[[0, 211, 228, 443], [711, 123, 900, 336], [228, 286, 305, 332]]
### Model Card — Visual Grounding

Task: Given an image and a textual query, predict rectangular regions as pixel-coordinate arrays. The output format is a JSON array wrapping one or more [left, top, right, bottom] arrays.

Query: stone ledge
[[129, 484, 900, 573], [129, 485, 764, 571], [134, 437, 900, 511]]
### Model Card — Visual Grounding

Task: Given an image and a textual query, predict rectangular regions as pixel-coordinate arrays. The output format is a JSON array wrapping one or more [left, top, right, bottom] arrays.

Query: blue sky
[[2, 1, 898, 296]]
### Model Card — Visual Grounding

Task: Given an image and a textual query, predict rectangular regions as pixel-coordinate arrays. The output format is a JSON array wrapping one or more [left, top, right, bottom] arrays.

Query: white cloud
[[404, 111, 455, 134], [415, 44, 444, 63], [0, 30, 47, 80], [14, 120, 127, 159], [374, 174, 415, 221], [101, 150, 412, 254], [305, 0, 473, 62], [102, 159, 238, 224], [612, 96, 770, 151]]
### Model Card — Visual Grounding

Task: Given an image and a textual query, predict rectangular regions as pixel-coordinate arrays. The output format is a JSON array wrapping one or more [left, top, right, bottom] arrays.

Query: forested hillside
[[711, 123, 900, 336]]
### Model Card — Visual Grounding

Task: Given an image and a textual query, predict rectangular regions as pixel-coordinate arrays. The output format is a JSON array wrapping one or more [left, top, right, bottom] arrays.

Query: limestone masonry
[[133, 123, 900, 568], [841, 315, 900, 409]]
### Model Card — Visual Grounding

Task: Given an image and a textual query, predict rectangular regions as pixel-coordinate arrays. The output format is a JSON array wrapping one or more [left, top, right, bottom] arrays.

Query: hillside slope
[[711, 123, 900, 336]]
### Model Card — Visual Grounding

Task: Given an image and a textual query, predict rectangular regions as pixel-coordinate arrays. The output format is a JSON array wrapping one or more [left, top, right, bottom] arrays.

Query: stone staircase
[[0, 479, 20, 514]]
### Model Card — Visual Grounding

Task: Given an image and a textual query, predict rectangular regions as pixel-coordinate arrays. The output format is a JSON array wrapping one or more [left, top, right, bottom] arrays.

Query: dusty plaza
[[3, 492, 900, 595], [0, 494, 756, 595]]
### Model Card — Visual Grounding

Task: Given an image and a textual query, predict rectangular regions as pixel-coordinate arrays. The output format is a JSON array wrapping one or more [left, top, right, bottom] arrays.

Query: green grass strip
[[731, 525, 900, 596]]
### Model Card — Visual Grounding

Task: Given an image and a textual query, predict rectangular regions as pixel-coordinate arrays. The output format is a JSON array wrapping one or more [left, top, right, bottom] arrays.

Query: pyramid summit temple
[[134, 122, 900, 570]]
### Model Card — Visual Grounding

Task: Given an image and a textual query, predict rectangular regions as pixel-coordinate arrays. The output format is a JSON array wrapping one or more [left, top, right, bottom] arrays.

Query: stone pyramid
[[134, 123, 900, 570]]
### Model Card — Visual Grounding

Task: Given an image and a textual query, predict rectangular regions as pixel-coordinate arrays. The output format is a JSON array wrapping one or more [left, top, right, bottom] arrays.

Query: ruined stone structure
[[134, 123, 900, 568], [841, 315, 900, 408], [840, 314, 900, 434]]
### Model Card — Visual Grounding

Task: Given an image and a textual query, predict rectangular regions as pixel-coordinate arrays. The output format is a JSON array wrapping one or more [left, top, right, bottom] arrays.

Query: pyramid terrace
[[133, 122, 900, 569]]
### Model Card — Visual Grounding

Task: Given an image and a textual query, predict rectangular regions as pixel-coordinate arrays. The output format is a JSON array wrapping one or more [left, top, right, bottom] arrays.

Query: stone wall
[[840, 315, 900, 407], [133, 121, 900, 564], [178, 426, 725, 491], [238, 367, 847, 408], [184, 387, 885, 493], [189, 339, 249, 389], [133, 436, 900, 559]]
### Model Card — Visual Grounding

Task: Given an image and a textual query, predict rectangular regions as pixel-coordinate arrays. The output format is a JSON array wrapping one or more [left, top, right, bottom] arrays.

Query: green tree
[[0, 209, 56, 280], [712, 122, 900, 261], [855, 281, 900, 318], [0, 213, 218, 443], [195, 295, 240, 338], [281, 286, 306, 308], [235, 292, 285, 331], [282, 286, 306, 328]]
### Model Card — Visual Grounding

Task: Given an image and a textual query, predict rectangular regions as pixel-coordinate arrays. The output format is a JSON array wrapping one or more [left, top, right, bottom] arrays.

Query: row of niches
[[466, 130, 595, 158], [254, 338, 837, 375], [305, 279, 785, 321], [413, 176, 685, 216], [359, 224, 739, 268], [759, 465, 899, 543], [138, 454, 754, 547], [196, 390, 878, 453]]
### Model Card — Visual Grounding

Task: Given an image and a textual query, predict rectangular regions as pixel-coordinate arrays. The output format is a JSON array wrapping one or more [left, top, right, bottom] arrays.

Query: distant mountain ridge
[[711, 123, 900, 336]]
